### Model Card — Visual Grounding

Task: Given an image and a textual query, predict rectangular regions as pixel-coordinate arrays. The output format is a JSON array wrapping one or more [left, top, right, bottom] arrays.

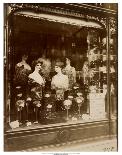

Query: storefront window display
[[4, 4, 117, 131]]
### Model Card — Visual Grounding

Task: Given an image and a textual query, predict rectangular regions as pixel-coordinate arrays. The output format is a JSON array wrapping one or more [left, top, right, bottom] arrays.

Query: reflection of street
[[21, 138, 117, 152]]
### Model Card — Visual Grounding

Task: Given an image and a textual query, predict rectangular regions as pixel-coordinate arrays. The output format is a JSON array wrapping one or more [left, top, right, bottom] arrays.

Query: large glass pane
[[6, 13, 111, 131]]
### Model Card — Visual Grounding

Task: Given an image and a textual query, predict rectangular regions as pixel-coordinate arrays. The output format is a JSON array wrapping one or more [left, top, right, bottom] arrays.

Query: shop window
[[5, 13, 116, 131]]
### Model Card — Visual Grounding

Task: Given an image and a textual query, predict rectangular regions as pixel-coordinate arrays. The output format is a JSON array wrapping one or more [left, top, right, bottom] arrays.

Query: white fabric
[[29, 71, 45, 85], [51, 73, 69, 90]]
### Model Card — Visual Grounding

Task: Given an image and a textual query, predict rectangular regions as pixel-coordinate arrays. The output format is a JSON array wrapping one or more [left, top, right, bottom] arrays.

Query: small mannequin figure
[[62, 57, 76, 90]]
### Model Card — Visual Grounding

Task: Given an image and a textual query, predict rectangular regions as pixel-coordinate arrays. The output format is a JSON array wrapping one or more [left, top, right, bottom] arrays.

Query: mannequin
[[37, 54, 51, 91], [28, 60, 45, 100], [14, 54, 31, 123], [62, 57, 76, 90], [14, 54, 31, 86], [28, 60, 45, 122], [51, 61, 69, 101], [37, 54, 51, 81]]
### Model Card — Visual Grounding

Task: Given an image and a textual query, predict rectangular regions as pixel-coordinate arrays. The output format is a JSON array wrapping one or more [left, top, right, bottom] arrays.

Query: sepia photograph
[[3, 2, 118, 152]]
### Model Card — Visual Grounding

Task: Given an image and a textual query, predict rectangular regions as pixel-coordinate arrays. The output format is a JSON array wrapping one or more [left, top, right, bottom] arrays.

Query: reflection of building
[[4, 3, 117, 151]]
